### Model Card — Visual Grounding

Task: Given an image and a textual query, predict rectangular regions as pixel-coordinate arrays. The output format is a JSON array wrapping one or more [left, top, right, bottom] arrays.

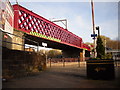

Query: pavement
[[2, 62, 120, 88]]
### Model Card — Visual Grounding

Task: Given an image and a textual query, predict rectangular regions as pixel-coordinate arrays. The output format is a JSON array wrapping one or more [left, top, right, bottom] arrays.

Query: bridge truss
[[13, 4, 90, 51]]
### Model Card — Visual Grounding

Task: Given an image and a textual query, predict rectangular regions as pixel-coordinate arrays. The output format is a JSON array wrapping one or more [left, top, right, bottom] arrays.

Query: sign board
[[42, 42, 47, 47], [91, 34, 97, 37]]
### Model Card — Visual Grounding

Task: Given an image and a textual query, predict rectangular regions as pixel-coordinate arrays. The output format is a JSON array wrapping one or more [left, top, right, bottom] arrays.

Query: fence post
[[50, 58, 51, 67], [78, 56, 80, 67], [63, 58, 65, 67], [37, 43, 39, 53]]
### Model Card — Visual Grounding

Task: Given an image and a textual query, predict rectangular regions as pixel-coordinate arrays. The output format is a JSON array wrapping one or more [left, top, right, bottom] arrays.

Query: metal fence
[[47, 57, 90, 68]]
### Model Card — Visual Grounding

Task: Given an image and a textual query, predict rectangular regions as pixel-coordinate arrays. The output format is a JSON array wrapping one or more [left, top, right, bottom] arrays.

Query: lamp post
[[91, 0, 97, 58], [42, 42, 47, 68], [96, 26, 100, 36]]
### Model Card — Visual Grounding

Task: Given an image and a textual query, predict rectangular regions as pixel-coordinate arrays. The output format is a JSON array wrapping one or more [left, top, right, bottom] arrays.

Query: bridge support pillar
[[80, 49, 85, 61], [80, 50, 90, 61]]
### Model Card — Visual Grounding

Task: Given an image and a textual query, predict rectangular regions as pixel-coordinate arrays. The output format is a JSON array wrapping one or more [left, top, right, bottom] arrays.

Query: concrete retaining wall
[[2, 47, 46, 79]]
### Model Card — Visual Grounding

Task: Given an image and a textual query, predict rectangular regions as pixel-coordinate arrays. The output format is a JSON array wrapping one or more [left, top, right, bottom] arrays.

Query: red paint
[[13, 4, 90, 51]]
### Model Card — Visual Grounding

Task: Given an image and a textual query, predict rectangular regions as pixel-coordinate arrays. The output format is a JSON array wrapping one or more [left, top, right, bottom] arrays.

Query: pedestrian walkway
[[3, 62, 120, 88]]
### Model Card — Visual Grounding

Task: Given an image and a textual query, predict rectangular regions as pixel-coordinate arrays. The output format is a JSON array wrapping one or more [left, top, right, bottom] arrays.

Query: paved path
[[3, 62, 120, 88]]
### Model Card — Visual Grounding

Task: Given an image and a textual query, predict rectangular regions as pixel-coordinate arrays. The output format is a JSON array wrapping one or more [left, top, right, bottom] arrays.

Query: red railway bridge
[[13, 4, 90, 60]]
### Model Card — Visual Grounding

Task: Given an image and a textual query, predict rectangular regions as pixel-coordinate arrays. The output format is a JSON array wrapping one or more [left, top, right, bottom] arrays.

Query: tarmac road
[[2, 62, 120, 88]]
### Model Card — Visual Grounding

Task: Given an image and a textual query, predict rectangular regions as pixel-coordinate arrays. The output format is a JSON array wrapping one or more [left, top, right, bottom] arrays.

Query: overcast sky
[[10, 0, 118, 43]]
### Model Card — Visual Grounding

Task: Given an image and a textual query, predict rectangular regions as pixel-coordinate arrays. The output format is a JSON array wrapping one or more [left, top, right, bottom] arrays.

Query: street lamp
[[96, 26, 100, 36], [91, 0, 97, 58], [42, 42, 47, 68]]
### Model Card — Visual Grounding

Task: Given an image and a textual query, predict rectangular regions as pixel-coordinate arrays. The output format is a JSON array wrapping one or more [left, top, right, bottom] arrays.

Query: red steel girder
[[13, 4, 90, 50]]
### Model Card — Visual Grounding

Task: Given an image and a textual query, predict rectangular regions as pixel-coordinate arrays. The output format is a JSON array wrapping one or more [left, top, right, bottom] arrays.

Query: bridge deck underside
[[25, 34, 82, 52]]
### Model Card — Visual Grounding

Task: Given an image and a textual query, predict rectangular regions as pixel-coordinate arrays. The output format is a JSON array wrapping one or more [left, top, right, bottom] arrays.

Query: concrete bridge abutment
[[12, 30, 25, 50]]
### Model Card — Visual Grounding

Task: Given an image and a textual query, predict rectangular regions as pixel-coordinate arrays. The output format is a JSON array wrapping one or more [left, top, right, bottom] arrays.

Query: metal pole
[[63, 58, 65, 67], [78, 57, 80, 67], [96, 26, 100, 36], [52, 19, 67, 30], [37, 43, 39, 53], [65, 19, 67, 30], [46, 54, 47, 67], [91, 0, 96, 58], [50, 58, 51, 67], [91, 0, 95, 34], [16, 0, 18, 4], [98, 29, 100, 36], [44, 46, 46, 68]]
